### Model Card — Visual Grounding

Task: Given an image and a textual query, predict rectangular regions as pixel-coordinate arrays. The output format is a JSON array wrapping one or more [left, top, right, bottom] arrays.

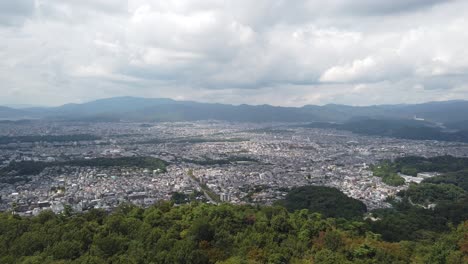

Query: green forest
[[181, 156, 258, 166], [367, 155, 468, 242], [370, 162, 405, 186], [0, 157, 168, 184], [371, 155, 468, 187], [383, 155, 468, 176], [0, 202, 466, 264], [275, 186, 367, 219]]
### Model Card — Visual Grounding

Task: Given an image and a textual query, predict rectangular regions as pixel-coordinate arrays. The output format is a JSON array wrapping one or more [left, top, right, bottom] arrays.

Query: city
[[2, 120, 467, 215]]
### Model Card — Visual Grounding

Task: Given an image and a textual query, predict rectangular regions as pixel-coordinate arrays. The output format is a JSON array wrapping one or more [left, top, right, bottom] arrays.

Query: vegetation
[[0, 134, 101, 144], [446, 120, 468, 130], [371, 155, 468, 187], [276, 186, 367, 219], [424, 170, 468, 191], [64, 157, 167, 172], [0, 157, 168, 183], [368, 196, 468, 242], [370, 161, 405, 186], [1, 155, 467, 262], [303, 119, 468, 143], [399, 183, 466, 206], [0, 202, 466, 263], [171, 191, 206, 204], [367, 156, 468, 242], [0, 161, 49, 177], [182, 156, 257, 166], [393, 155, 468, 176]]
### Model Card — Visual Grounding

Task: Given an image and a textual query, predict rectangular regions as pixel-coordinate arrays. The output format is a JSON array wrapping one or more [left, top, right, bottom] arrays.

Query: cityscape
[[2, 120, 466, 215]]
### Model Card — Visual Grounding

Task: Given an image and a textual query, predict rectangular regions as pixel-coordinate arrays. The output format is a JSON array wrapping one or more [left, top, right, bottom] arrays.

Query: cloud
[[334, 0, 454, 15], [0, 0, 468, 106], [0, 0, 35, 26], [320, 57, 377, 83]]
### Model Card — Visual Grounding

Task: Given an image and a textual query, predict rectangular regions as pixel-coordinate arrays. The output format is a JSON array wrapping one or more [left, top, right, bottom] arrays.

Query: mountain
[[1, 97, 468, 124], [302, 118, 468, 143], [387, 100, 468, 123], [18, 97, 318, 123], [55, 97, 178, 115], [445, 119, 468, 130], [303, 100, 468, 123], [0, 106, 32, 120]]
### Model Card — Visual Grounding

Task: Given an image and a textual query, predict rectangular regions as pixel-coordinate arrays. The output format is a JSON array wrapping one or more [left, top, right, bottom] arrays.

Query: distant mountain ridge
[[301, 118, 468, 143], [0, 106, 30, 120], [1, 97, 468, 124]]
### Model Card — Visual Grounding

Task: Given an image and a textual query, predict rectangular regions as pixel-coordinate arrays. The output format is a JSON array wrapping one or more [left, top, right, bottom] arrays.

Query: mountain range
[[1, 97, 468, 125]]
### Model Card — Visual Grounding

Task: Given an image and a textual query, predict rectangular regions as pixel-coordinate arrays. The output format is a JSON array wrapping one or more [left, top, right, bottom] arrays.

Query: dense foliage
[[0, 161, 49, 178], [424, 170, 468, 191], [171, 191, 207, 204], [0, 202, 466, 264], [399, 183, 466, 206], [371, 155, 468, 187], [0, 157, 167, 183], [370, 162, 405, 186], [64, 157, 167, 172], [367, 156, 468, 242], [182, 156, 257, 166], [276, 186, 367, 219], [393, 156, 468, 175], [368, 197, 468, 242]]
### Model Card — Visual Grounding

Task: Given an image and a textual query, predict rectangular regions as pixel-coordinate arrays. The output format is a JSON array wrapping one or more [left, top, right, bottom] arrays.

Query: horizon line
[[2, 96, 467, 110]]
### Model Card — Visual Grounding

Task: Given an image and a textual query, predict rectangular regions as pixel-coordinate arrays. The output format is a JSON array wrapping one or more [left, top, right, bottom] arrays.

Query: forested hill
[[276, 186, 367, 219], [3, 97, 468, 124], [303, 119, 468, 143], [0, 202, 466, 264]]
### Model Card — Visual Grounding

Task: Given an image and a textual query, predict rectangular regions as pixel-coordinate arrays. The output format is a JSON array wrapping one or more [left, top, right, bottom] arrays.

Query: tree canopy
[[276, 186, 367, 219], [0, 202, 466, 264]]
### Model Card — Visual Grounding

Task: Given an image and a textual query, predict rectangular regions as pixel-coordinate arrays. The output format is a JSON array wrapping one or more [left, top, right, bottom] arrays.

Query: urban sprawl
[[1, 121, 467, 215]]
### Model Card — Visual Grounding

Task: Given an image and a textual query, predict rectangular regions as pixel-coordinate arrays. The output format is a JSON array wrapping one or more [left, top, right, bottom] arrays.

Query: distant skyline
[[2, 0, 468, 107], [2, 96, 468, 109]]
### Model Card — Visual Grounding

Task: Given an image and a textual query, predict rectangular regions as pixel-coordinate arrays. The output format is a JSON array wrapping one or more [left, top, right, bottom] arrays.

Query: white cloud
[[1, 0, 468, 106], [320, 57, 377, 83]]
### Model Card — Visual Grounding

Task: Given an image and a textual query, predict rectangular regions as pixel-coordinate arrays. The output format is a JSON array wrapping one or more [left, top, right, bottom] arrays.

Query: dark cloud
[[420, 74, 468, 91], [0, 0, 34, 26], [339, 0, 454, 15]]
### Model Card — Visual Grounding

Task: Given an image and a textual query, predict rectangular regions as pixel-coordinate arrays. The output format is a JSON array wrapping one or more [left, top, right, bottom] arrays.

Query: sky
[[1, 0, 468, 107]]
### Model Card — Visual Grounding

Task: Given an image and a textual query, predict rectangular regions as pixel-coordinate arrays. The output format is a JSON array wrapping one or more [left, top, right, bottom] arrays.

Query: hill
[[368, 155, 468, 241], [276, 186, 367, 219], [303, 118, 468, 143], [0, 106, 31, 120], [2, 97, 468, 124], [0, 202, 466, 263]]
